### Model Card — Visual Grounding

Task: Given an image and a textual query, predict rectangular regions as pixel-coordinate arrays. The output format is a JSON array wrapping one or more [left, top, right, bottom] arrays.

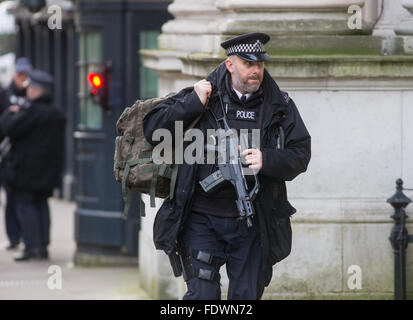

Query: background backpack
[[114, 87, 201, 218]]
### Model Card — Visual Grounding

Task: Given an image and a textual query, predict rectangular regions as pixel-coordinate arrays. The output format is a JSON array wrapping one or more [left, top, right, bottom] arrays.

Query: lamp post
[[387, 178, 413, 300]]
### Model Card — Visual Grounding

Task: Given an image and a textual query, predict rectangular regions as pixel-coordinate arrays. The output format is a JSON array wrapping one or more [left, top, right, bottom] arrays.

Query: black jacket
[[0, 88, 10, 116], [0, 94, 66, 195], [143, 62, 311, 286], [0, 82, 27, 116]]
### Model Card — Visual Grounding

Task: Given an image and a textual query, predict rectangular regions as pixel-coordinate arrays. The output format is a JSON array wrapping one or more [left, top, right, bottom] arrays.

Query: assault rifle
[[199, 92, 259, 227]]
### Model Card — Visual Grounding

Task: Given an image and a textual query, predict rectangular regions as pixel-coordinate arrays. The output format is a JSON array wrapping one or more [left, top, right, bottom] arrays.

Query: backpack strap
[[121, 157, 152, 219], [158, 163, 172, 178], [150, 163, 159, 208], [120, 132, 134, 219], [169, 165, 179, 200], [146, 162, 179, 209]]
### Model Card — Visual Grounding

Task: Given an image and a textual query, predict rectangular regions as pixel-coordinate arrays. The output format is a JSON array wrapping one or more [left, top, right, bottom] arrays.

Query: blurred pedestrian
[[0, 69, 66, 261], [0, 57, 32, 250]]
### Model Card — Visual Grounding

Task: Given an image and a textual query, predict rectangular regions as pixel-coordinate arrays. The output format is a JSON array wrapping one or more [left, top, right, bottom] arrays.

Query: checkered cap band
[[226, 40, 266, 55]]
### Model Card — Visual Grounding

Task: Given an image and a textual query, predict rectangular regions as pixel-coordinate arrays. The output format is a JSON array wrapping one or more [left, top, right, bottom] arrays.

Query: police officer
[[0, 57, 32, 114], [143, 33, 311, 299], [0, 57, 32, 250], [0, 69, 66, 261]]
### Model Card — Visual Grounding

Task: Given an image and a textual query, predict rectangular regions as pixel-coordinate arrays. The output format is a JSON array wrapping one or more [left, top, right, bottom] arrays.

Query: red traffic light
[[86, 62, 112, 114], [88, 73, 103, 90]]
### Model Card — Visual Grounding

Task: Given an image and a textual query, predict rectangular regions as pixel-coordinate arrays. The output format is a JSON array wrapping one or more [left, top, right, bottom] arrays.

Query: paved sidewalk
[[0, 194, 151, 300]]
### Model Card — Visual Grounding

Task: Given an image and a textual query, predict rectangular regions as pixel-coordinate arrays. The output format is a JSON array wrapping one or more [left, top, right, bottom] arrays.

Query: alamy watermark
[[0, 265, 62, 290], [47, 5, 62, 30], [47, 265, 62, 290], [151, 122, 261, 175], [47, 4, 363, 31], [348, 5, 362, 30], [347, 265, 362, 290]]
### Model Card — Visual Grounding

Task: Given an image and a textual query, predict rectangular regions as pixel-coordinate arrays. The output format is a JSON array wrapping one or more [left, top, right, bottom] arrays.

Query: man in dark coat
[[0, 57, 32, 115], [143, 33, 311, 299], [0, 69, 66, 261], [0, 57, 33, 250]]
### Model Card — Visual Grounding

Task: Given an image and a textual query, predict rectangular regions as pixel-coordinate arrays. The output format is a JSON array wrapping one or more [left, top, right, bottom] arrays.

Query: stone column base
[[395, 36, 413, 54]]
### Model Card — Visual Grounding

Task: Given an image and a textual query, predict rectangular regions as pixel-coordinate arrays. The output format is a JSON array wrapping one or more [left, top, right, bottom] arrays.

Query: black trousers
[[4, 184, 21, 245], [14, 191, 50, 252], [180, 211, 264, 300]]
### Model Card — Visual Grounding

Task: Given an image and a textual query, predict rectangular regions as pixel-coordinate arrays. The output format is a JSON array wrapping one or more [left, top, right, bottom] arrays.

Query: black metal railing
[[387, 178, 413, 300]]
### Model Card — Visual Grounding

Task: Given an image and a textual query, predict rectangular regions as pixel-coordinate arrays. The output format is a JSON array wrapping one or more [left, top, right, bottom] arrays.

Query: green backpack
[[114, 87, 201, 218]]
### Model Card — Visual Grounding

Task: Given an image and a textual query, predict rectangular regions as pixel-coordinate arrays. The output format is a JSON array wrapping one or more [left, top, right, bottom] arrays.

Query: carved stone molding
[[159, 0, 384, 56], [395, 0, 413, 35], [395, 0, 413, 54]]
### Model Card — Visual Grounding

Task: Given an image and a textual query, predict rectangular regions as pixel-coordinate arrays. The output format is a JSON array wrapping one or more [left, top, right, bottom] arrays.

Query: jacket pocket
[[268, 190, 295, 264], [268, 215, 292, 265], [271, 183, 297, 218], [153, 198, 176, 252]]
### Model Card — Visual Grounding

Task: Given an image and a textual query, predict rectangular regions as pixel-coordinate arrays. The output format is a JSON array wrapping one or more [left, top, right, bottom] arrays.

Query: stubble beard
[[232, 67, 262, 94]]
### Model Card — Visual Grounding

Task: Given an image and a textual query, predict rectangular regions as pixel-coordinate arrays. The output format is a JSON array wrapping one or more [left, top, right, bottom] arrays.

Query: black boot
[[40, 247, 49, 259], [14, 249, 48, 262], [6, 242, 20, 250]]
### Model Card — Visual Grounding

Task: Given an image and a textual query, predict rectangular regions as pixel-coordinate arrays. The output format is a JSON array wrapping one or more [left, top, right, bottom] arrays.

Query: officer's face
[[27, 85, 46, 101], [225, 56, 264, 94], [13, 72, 28, 89]]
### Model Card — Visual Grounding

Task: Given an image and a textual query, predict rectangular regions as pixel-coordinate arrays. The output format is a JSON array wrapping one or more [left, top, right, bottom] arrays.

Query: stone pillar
[[140, 0, 413, 299], [372, 0, 413, 54], [215, 0, 383, 55], [395, 0, 413, 54], [159, 0, 223, 53]]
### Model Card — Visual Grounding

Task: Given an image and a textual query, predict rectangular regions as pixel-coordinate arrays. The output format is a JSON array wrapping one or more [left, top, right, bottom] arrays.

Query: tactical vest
[[191, 90, 264, 218]]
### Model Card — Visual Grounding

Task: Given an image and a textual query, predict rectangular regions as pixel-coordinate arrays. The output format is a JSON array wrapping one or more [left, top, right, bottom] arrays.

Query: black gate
[[73, 1, 171, 263], [11, 1, 171, 264]]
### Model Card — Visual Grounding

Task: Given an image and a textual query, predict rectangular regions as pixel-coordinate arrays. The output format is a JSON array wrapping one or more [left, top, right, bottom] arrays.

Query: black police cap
[[27, 69, 53, 90], [221, 32, 270, 62]]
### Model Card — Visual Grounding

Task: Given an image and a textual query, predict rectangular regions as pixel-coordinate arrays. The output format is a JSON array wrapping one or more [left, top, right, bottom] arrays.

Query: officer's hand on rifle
[[194, 79, 212, 106], [242, 148, 262, 171]]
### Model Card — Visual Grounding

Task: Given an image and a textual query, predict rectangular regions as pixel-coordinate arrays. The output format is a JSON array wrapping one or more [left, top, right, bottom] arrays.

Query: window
[[139, 30, 160, 99], [78, 32, 103, 130]]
